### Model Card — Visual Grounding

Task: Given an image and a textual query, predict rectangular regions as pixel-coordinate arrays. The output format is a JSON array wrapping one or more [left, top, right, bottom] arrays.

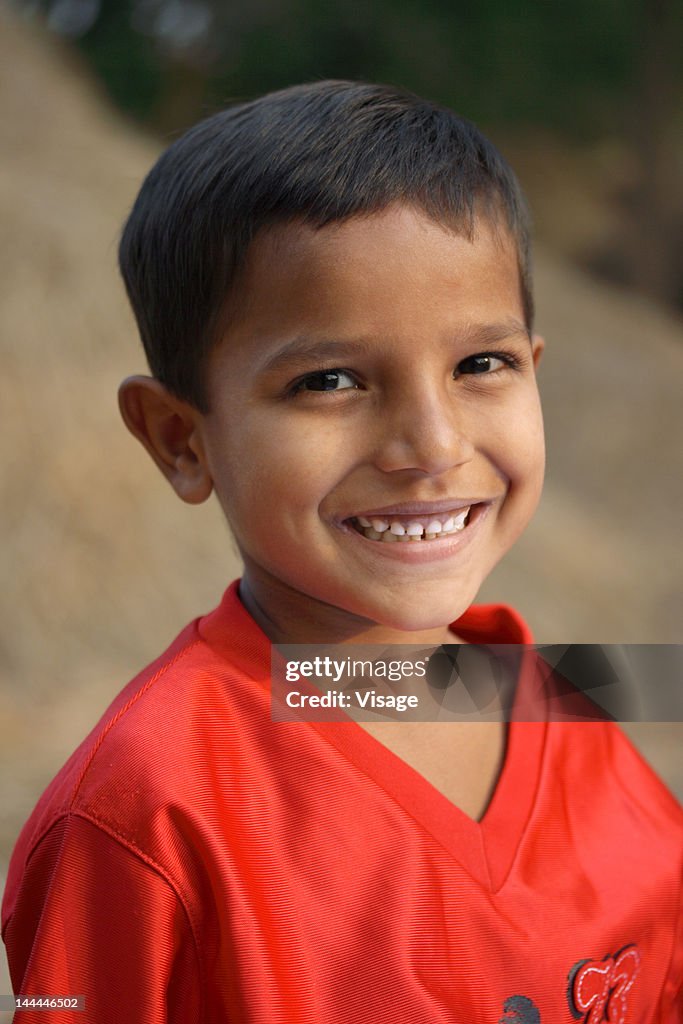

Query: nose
[[372, 376, 475, 476]]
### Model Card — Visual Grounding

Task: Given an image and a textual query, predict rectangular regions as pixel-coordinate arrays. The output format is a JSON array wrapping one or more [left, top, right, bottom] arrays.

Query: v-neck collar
[[199, 580, 547, 893]]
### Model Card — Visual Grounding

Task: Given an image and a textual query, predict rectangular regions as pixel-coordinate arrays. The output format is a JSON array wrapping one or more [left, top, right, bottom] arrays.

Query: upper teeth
[[356, 508, 470, 538]]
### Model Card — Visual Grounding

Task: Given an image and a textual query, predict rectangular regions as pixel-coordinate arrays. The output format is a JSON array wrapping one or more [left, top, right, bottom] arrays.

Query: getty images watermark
[[270, 645, 683, 723]]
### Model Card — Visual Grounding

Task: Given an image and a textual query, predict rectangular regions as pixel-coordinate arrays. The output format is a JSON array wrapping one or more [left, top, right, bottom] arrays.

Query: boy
[[2, 81, 681, 1022]]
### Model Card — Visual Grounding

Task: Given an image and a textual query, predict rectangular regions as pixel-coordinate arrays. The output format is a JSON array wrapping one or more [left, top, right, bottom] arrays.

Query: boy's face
[[195, 204, 544, 642]]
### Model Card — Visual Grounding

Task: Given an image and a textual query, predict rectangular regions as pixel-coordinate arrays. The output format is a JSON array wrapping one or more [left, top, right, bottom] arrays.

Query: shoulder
[[11, 618, 205, 839], [605, 723, 683, 822], [5, 585, 265, 912], [545, 719, 683, 838]]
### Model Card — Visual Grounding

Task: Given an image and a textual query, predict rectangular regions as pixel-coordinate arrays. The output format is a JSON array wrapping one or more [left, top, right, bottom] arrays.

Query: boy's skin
[[119, 202, 545, 820]]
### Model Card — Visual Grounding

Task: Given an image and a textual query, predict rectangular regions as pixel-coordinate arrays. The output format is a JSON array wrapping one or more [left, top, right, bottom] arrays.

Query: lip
[[338, 500, 495, 562], [345, 498, 499, 519]]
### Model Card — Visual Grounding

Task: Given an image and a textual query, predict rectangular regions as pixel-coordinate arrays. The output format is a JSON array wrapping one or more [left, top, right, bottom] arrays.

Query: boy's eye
[[456, 353, 511, 375], [293, 369, 358, 393]]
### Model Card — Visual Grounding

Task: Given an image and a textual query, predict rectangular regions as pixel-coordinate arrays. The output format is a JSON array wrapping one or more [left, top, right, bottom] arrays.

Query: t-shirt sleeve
[[3, 813, 202, 1024], [660, 890, 683, 1023]]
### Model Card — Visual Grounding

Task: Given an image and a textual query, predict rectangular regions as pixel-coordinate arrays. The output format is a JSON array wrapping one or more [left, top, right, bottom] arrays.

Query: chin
[[355, 590, 476, 635], [376, 609, 464, 634]]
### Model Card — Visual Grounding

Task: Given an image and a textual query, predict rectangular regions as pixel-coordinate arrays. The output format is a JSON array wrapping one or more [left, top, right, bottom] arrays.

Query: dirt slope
[[0, 8, 681, 1005]]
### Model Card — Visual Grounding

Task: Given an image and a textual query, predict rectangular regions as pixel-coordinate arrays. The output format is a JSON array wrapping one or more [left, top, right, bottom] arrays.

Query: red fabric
[[2, 581, 682, 1023]]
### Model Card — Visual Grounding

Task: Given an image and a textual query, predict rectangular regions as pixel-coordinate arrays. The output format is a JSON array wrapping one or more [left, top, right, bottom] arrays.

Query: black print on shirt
[[498, 994, 541, 1023]]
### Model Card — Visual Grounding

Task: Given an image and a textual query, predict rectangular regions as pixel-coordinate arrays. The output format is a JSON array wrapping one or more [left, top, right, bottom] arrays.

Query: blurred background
[[1, 0, 681, 1003]]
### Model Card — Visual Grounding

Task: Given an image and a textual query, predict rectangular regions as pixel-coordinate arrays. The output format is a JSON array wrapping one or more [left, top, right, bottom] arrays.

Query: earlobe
[[118, 375, 214, 505]]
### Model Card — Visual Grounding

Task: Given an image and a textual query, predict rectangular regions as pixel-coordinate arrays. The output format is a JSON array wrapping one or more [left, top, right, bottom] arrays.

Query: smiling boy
[[3, 81, 681, 1022]]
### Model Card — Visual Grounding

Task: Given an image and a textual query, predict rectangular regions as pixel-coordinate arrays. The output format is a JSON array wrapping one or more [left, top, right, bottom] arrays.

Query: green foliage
[[26, 0, 676, 140], [197, 0, 647, 138], [82, 33, 161, 123]]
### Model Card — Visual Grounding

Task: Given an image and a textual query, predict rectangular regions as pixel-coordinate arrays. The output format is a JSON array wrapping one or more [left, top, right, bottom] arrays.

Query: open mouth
[[349, 505, 477, 543]]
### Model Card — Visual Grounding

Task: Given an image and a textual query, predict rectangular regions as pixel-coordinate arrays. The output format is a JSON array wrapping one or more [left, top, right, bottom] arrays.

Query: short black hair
[[119, 80, 533, 411]]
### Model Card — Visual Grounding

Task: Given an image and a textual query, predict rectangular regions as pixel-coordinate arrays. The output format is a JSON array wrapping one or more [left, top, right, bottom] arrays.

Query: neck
[[238, 569, 465, 647]]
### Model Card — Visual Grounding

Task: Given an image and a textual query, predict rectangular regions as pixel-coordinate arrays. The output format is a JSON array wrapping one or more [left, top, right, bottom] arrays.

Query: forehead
[[215, 204, 524, 366]]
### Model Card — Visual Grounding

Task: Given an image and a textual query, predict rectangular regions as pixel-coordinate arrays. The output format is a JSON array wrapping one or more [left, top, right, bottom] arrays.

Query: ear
[[118, 376, 213, 504], [531, 334, 545, 370]]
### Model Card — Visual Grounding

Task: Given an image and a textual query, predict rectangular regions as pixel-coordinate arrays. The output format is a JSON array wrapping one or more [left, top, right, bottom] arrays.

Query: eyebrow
[[461, 317, 531, 346], [258, 336, 376, 375], [258, 317, 530, 375]]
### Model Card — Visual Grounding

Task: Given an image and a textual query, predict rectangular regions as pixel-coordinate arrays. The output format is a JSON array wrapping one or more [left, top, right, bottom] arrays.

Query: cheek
[[478, 393, 545, 488], [217, 411, 359, 526], [521, 396, 546, 478], [504, 404, 545, 516]]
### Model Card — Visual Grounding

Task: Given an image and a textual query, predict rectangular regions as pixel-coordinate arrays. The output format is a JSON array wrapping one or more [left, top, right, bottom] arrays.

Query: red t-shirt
[[2, 582, 682, 1022]]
